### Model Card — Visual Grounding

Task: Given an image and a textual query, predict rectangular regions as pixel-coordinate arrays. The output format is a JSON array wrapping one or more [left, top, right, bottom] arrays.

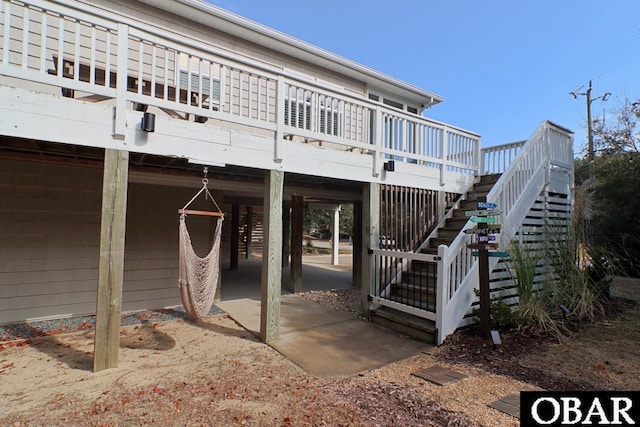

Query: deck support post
[[361, 183, 380, 317], [94, 149, 129, 372], [352, 201, 362, 287], [331, 206, 340, 265], [290, 195, 303, 293], [230, 203, 240, 270], [245, 206, 253, 259], [260, 169, 284, 343]]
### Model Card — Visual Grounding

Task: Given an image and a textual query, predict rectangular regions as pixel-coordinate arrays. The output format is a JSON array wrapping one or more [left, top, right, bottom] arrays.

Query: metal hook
[[202, 167, 209, 186]]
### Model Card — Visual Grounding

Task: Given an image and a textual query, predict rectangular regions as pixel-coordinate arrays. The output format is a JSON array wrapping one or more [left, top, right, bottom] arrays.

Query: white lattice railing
[[434, 121, 573, 344], [0, 0, 481, 177]]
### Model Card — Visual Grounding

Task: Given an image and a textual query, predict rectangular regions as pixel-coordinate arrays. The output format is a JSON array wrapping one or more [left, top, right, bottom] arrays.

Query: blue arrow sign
[[477, 201, 498, 209], [476, 235, 497, 242]]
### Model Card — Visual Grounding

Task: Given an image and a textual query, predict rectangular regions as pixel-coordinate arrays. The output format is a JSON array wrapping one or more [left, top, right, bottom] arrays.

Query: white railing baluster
[[40, 10, 47, 73], [1, 0, 7, 66], [150, 44, 156, 98], [274, 75, 285, 162], [137, 39, 144, 95], [162, 48, 169, 100], [73, 19, 79, 81], [114, 23, 128, 138], [105, 29, 111, 87], [22, 5, 29, 68], [89, 25, 96, 84], [56, 13, 63, 77]]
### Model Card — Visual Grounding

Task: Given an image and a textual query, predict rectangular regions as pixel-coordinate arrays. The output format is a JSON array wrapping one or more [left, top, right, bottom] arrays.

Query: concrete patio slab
[[218, 295, 429, 377]]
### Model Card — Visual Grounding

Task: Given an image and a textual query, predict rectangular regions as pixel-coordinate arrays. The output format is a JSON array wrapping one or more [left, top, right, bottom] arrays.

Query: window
[[284, 96, 311, 130], [284, 94, 340, 136]]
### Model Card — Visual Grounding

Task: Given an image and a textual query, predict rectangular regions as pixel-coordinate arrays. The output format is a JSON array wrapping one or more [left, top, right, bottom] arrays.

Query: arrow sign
[[467, 242, 499, 250], [470, 216, 496, 224], [465, 209, 502, 217], [463, 227, 501, 235], [476, 234, 497, 242], [477, 201, 497, 209], [471, 251, 510, 258]]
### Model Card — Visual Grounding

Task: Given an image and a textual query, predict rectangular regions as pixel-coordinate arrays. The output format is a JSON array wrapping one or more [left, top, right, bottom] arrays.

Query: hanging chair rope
[[178, 214, 223, 320], [178, 168, 224, 320]]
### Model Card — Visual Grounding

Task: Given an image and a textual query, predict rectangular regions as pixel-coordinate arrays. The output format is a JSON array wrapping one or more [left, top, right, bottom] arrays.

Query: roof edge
[[152, 0, 444, 106]]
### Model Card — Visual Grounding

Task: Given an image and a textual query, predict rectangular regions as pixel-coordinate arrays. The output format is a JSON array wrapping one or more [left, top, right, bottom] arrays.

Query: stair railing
[[434, 121, 573, 344]]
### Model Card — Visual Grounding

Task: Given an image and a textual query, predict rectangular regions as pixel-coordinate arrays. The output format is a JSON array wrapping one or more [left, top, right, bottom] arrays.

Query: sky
[[204, 1, 640, 154]]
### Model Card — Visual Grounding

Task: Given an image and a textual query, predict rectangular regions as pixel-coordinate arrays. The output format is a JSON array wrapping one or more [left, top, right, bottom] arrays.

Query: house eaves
[[137, 0, 444, 109]]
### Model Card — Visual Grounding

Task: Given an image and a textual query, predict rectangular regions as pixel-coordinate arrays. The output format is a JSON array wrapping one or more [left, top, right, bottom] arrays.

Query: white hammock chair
[[178, 172, 224, 321]]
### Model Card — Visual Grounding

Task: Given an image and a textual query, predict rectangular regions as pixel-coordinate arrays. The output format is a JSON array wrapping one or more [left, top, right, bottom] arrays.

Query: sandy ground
[[2, 276, 638, 425], [0, 312, 533, 426]]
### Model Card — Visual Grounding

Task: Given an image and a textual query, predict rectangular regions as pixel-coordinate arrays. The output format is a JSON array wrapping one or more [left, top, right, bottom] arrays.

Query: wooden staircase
[[421, 173, 501, 256], [370, 173, 502, 343]]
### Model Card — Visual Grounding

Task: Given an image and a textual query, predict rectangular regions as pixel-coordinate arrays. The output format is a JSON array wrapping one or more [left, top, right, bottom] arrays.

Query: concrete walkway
[[217, 295, 429, 377]]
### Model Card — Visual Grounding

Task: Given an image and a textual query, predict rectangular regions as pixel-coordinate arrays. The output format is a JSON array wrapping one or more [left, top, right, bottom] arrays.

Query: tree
[[303, 204, 354, 239], [591, 97, 640, 155], [586, 96, 640, 276]]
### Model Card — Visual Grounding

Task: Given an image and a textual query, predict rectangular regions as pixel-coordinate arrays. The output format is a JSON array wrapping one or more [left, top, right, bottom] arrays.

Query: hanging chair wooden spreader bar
[[177, 209, 224, 217]]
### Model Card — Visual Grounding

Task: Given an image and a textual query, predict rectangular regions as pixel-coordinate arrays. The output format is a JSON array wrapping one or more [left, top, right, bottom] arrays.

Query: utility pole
[[571, 80, 610, 184], [586, 81, 594, 184]]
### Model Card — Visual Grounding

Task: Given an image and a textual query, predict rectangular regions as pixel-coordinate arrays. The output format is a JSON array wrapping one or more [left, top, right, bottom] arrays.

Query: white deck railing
[[434, 121, 573, 344], [0, 0, 480, 177], [480, 140, 526, 175]]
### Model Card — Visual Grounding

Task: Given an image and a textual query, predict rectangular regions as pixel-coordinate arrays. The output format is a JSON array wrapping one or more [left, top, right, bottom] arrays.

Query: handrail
[[0, 0, 482, 177]]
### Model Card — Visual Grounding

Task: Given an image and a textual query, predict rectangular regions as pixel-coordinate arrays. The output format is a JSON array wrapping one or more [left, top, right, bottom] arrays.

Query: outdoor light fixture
[[141, 112, 155, 132], [384, 160, 395, 172]]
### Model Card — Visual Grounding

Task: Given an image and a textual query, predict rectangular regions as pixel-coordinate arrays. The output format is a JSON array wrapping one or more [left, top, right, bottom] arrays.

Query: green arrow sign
[[470, 216, 496, 224], [471, 251, 510, 258]]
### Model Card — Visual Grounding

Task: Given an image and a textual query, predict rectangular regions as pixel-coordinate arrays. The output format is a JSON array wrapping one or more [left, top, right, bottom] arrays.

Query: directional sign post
[[465, 201, 503, 340]]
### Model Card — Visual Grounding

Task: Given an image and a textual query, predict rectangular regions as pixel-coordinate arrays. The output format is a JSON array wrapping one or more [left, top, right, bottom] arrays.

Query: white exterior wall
[[0, 158, 219, 324]]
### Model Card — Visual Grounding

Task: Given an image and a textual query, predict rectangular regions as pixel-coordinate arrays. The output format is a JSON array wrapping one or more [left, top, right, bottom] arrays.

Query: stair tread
[[371, 306, 436, 332]]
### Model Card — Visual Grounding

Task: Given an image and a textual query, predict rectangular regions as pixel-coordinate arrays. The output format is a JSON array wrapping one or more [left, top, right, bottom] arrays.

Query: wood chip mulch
[[433, 296, 638, 392]]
